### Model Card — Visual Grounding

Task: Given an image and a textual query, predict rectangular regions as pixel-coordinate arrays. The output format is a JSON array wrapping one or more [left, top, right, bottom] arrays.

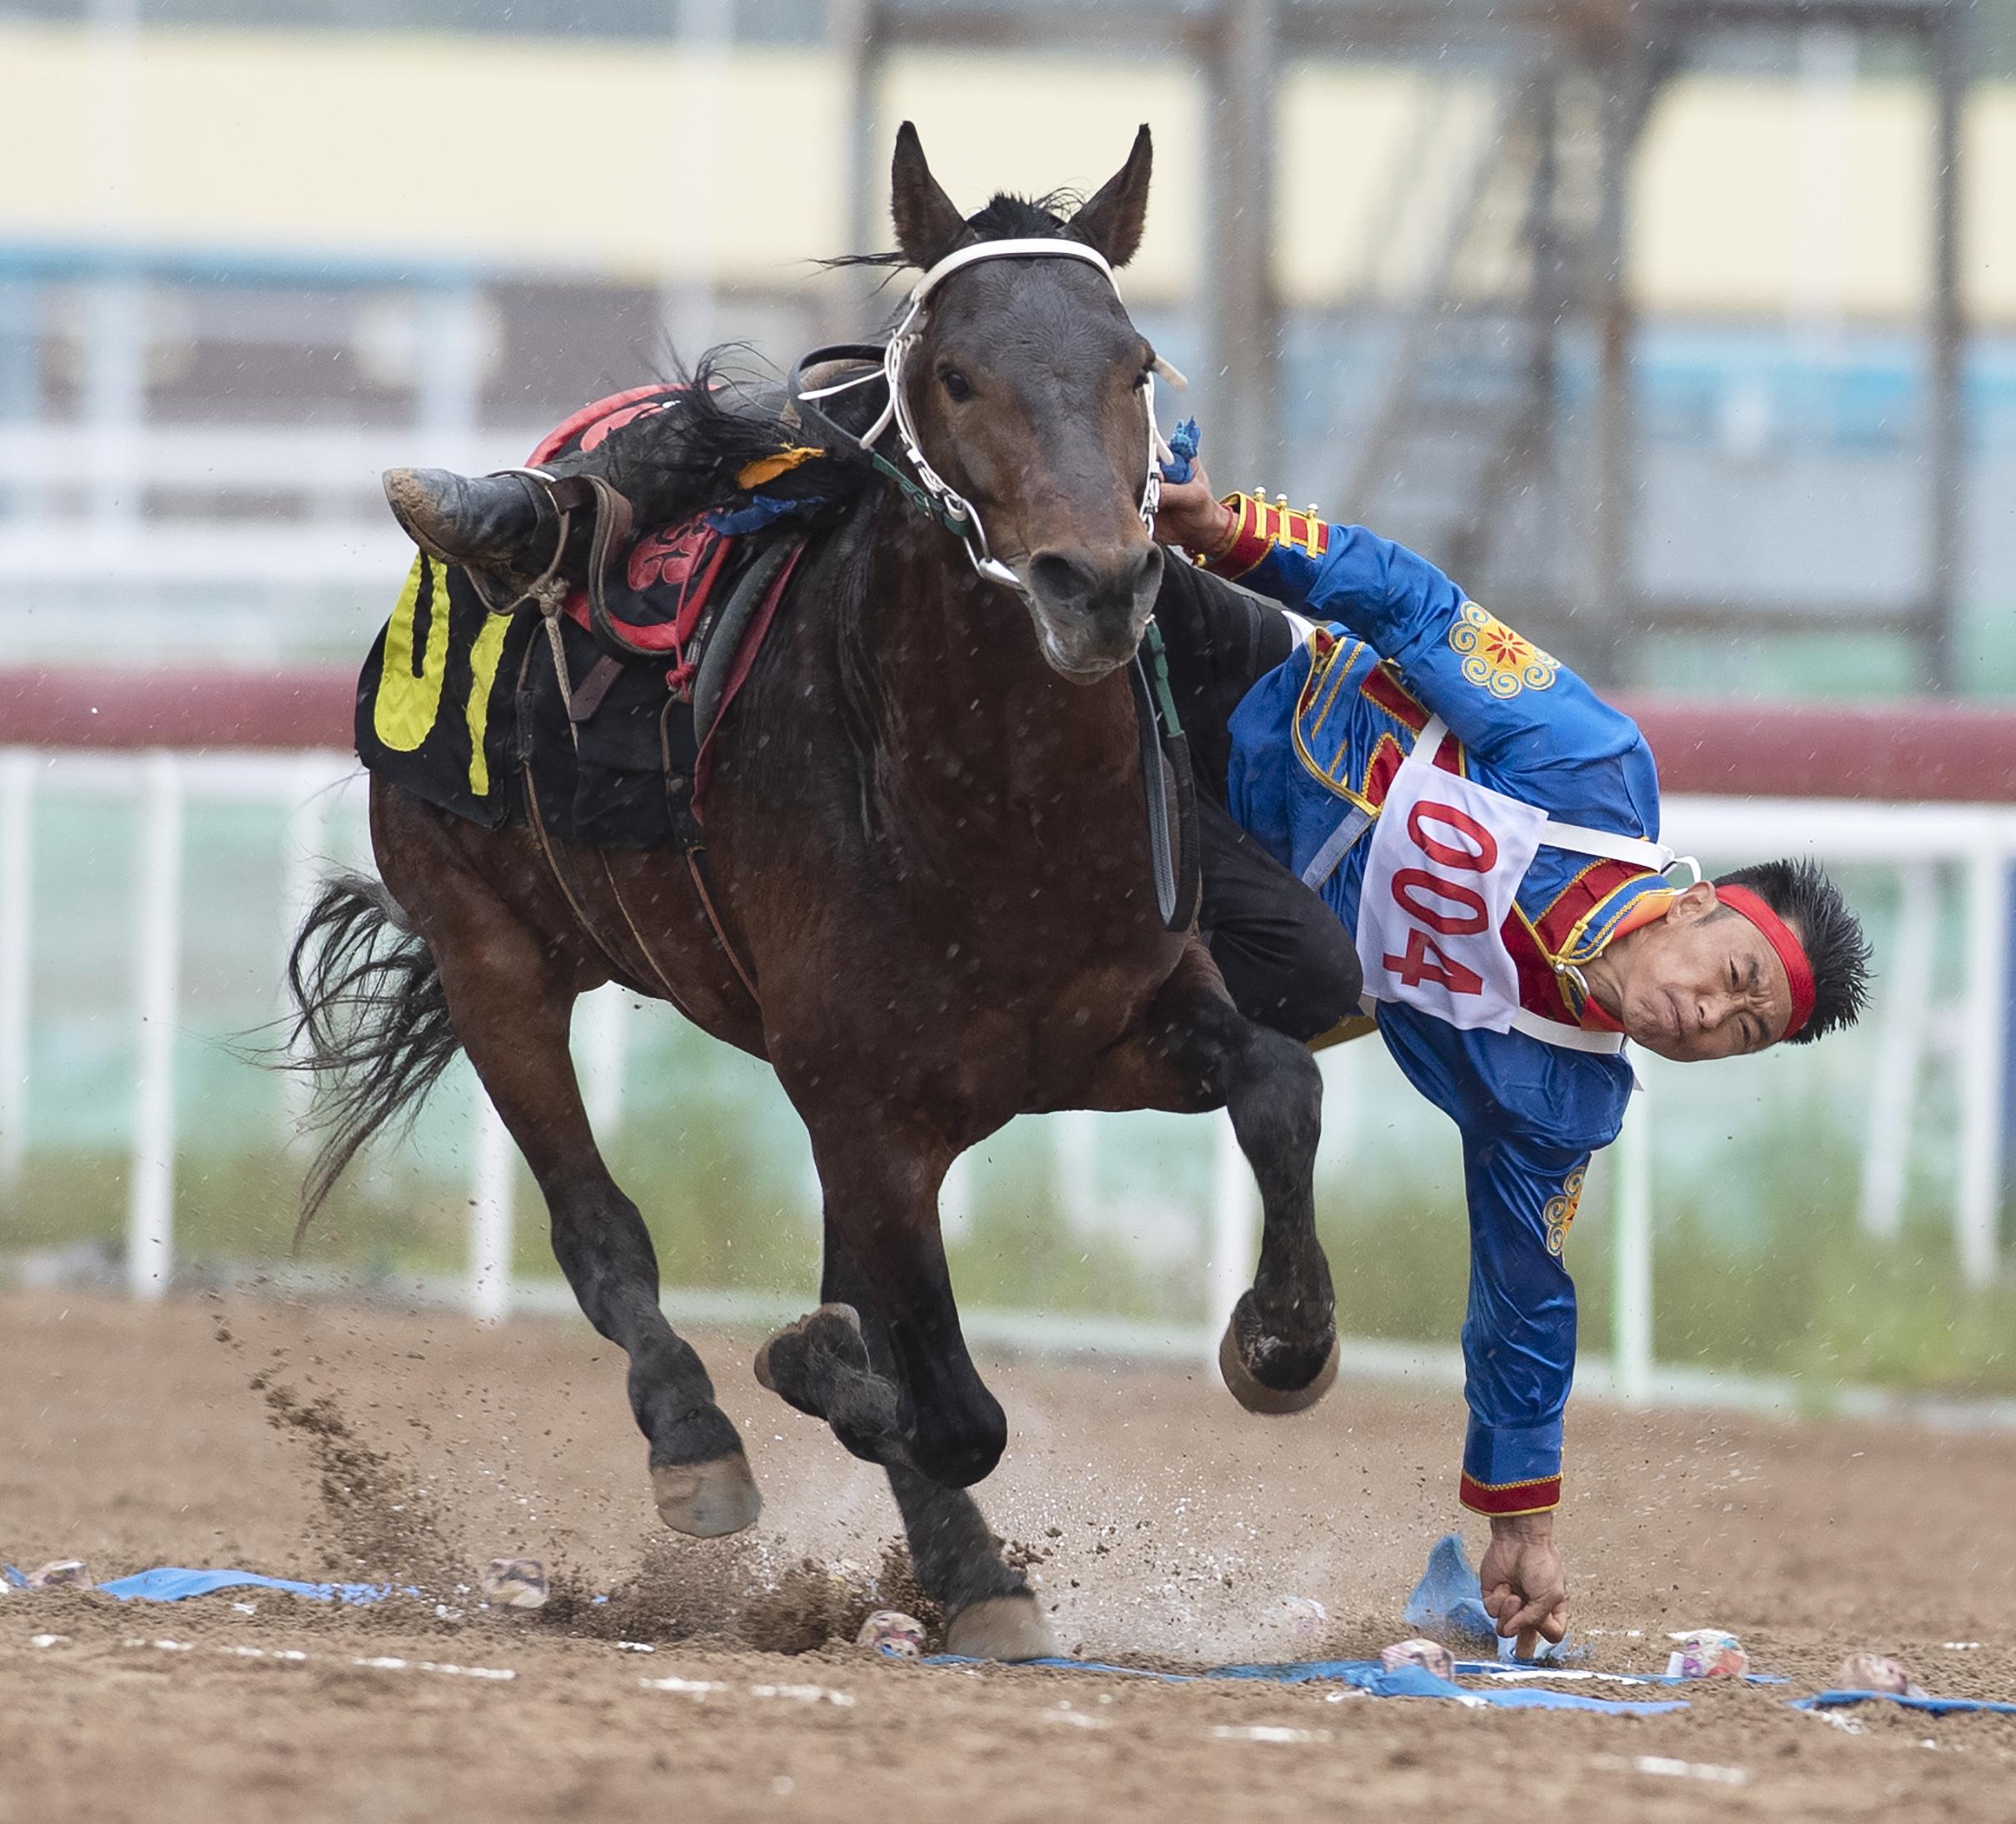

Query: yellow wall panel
[[8, 22, 2016, 323], [1631, 77, 1931, 320], [1277, 67, 1492, 306], [3, 23, 845, 281], [1964, 92, 2016, 322]]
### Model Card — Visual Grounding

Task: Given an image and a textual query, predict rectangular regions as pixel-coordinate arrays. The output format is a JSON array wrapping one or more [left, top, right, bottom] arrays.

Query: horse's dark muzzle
[[1026, 541, 1164, 679]]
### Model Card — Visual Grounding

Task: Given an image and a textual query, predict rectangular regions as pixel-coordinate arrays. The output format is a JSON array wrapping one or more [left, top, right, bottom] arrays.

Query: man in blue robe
[[1152, 463, 1870, 1650]]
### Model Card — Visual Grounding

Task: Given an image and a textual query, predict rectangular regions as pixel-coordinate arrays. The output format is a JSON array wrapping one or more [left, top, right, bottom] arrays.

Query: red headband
[[1716, 885, 1815, 1040]]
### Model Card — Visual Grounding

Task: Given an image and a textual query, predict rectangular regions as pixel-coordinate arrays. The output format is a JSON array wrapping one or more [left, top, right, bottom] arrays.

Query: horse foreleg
[[885, 1464, 1053, 1659], [383, 810, 757, 1535], [755, 1111, 1006, 1491], [1090, 943, 1338, 1415], [754, 1235, 1051, 1658], [829, 1230, 1051, 1658]]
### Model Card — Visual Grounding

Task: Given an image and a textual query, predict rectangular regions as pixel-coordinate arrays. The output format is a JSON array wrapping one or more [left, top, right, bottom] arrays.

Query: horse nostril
[[1126, 542, 1164, 602], [1029, 549, 1097, 607], [1030, 544, 1164, 614]]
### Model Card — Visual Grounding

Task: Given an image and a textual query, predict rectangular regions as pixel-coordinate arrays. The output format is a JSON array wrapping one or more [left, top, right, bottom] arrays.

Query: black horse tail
[[281, 872, 461, 1241]]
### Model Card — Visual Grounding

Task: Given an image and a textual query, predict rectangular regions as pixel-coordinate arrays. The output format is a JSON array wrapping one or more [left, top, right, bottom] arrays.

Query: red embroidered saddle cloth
[[527, 384, 803, 699], [568, 515, 737, 694]]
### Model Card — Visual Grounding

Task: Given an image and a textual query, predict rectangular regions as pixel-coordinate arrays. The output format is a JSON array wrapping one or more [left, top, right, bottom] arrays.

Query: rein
[[786, 237, 1198, 932]]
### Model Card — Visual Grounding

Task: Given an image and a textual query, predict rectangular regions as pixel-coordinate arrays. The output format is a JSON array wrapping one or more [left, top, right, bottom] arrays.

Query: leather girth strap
[[511, 629, 761, 1020]]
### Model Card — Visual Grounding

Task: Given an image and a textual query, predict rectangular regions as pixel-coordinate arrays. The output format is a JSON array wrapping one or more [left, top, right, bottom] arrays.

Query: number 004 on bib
[[1355, 740, 1547, 1033]]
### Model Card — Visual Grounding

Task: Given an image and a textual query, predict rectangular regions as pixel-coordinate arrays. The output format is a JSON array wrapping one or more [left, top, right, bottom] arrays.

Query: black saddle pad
[[355, 551, 698, 848], [356, 378, 823, 849], [355, 554, 537, 830], [519, 615, 700, 851]]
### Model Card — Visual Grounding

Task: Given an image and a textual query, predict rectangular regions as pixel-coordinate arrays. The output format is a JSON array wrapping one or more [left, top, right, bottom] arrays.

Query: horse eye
[[940, 369, 973, 403]]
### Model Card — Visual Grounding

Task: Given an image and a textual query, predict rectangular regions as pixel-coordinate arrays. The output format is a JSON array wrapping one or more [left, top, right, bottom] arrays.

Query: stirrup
[[471, 468, 637, 639], [458, 467, 580, 619]]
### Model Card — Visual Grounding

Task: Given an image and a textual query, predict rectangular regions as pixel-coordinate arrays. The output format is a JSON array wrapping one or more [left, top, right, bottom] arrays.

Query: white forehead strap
[[908, 236, 1121, 307]]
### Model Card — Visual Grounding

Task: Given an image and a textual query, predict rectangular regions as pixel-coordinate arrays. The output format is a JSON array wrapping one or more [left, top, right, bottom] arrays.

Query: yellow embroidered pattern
[[1543, 1167, 1586, 1258], [1449, 601, 1557, 699]]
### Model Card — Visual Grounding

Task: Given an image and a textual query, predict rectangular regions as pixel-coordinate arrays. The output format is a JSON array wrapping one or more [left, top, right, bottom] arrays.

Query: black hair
[[824, 189, 1080, 276], [1712, 857, 1873, 1045]]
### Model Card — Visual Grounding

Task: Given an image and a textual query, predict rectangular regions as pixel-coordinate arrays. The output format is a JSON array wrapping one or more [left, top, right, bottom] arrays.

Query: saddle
[[355, 385, 814, 855]]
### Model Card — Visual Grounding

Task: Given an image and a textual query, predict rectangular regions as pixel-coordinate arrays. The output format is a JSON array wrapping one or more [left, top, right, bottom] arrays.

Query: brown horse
[[288, 126, 1336, 1658]]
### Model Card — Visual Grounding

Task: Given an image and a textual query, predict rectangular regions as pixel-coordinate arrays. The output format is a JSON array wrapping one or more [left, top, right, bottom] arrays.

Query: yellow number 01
[[373, 554, 514, 796]]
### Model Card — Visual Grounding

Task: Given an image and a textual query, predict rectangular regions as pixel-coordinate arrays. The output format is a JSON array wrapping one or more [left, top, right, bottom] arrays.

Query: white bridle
[[799, 237, 1171, 592]]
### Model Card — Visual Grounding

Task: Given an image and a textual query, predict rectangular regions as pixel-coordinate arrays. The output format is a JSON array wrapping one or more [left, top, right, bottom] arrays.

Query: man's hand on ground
[[1479, 1511, 1568, 1649], [1153, 466, 1231, 554]]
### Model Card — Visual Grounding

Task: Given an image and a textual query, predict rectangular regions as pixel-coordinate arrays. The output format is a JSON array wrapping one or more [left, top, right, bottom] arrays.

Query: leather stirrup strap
[[692, 538, 795, 746], [512, 639, 645, 992], [594, 850, 725, 1021], [569, 475, 638, 659], [684, 848, 761, 1006], [567, 654, 624, 725]]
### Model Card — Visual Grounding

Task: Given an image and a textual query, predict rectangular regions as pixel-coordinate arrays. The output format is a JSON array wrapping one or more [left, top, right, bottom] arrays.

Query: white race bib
[[1356, 725, 1547, 1033]]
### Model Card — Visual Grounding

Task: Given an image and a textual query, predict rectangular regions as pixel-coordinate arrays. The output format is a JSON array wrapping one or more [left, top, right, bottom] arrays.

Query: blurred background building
[[7, 0, 2014, 689], [7, 0, 2016, 1407]]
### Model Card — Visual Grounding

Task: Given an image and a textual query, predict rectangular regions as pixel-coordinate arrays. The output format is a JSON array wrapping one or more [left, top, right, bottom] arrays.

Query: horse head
[[887, 123, 1166, 683]]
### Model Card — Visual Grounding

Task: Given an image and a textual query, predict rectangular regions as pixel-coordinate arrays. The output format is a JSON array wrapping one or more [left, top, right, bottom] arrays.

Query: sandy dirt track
[[3, 1288, 2014, 1823]]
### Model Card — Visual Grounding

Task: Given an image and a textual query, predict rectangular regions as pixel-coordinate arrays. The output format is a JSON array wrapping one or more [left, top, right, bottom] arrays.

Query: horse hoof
[[753, 1302, 864, 1394], [1218, 1313, 1339, 1417], [944, 1593, 1056, 1662], [651, 1453, 762, 1538]]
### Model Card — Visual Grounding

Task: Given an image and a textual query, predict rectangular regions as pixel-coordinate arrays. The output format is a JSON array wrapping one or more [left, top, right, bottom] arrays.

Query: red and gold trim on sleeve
[[1459, 1470, 1563, 1516], [1358, 661, 1431, 733], [1197, 491, 1332, 581]]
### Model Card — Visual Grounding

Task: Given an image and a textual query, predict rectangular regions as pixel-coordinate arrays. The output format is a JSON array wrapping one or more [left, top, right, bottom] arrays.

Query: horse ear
[[890, 122, 970, 271], [1070, 125, 1153, 268]]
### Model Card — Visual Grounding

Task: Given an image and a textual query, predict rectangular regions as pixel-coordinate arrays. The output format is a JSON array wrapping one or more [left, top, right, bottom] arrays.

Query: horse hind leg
[[752, 1302, 905, 1464], [386, 820, 758, 1536], [469, 996, 759, 1535]]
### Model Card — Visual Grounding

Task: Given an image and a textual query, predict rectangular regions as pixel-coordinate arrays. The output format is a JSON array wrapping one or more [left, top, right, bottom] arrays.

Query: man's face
[[1606, 882, 1795, 1061]]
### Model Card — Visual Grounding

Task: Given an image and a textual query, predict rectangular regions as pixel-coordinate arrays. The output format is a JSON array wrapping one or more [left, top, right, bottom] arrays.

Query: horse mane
[[607, 189, 1085, 533], [823, 189, 1082, 272], [594, 348, 864, 523]]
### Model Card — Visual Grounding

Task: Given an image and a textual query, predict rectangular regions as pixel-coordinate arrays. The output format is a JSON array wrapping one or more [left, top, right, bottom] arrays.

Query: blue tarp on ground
[[91, 1567, 397, 1605], [43, 1558, 2008, 1722], [1403, 1532, 1578, 1662], [1209, 1658, 1685, 1712], [925, 1653, 1686, 1714], [1403, 1532, 1504, 1648], [1795, 1690, 2016, 1718]]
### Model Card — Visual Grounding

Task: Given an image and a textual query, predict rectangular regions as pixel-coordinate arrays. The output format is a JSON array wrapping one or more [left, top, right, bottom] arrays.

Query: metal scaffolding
[[837, 0, 1972, 686]]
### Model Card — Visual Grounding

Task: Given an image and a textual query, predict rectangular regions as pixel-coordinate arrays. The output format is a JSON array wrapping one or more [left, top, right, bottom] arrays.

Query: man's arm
[[1456, 1125, 1591, 1644], [1156, 475, 1644, 788]]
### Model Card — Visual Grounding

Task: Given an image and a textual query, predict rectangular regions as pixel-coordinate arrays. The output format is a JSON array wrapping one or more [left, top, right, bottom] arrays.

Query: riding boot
[[381, 467, 564, 594]]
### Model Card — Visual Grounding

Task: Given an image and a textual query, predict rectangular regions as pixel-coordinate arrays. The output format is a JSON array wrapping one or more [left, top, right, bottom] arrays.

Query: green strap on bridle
[[870, 450, 973, 539], [1140, 619, 1184, 741]]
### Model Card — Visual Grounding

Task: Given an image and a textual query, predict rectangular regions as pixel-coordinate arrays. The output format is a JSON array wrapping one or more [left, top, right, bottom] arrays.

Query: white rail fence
[[0, 424, 538, 588], [0, 746, 2007, 1410]]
